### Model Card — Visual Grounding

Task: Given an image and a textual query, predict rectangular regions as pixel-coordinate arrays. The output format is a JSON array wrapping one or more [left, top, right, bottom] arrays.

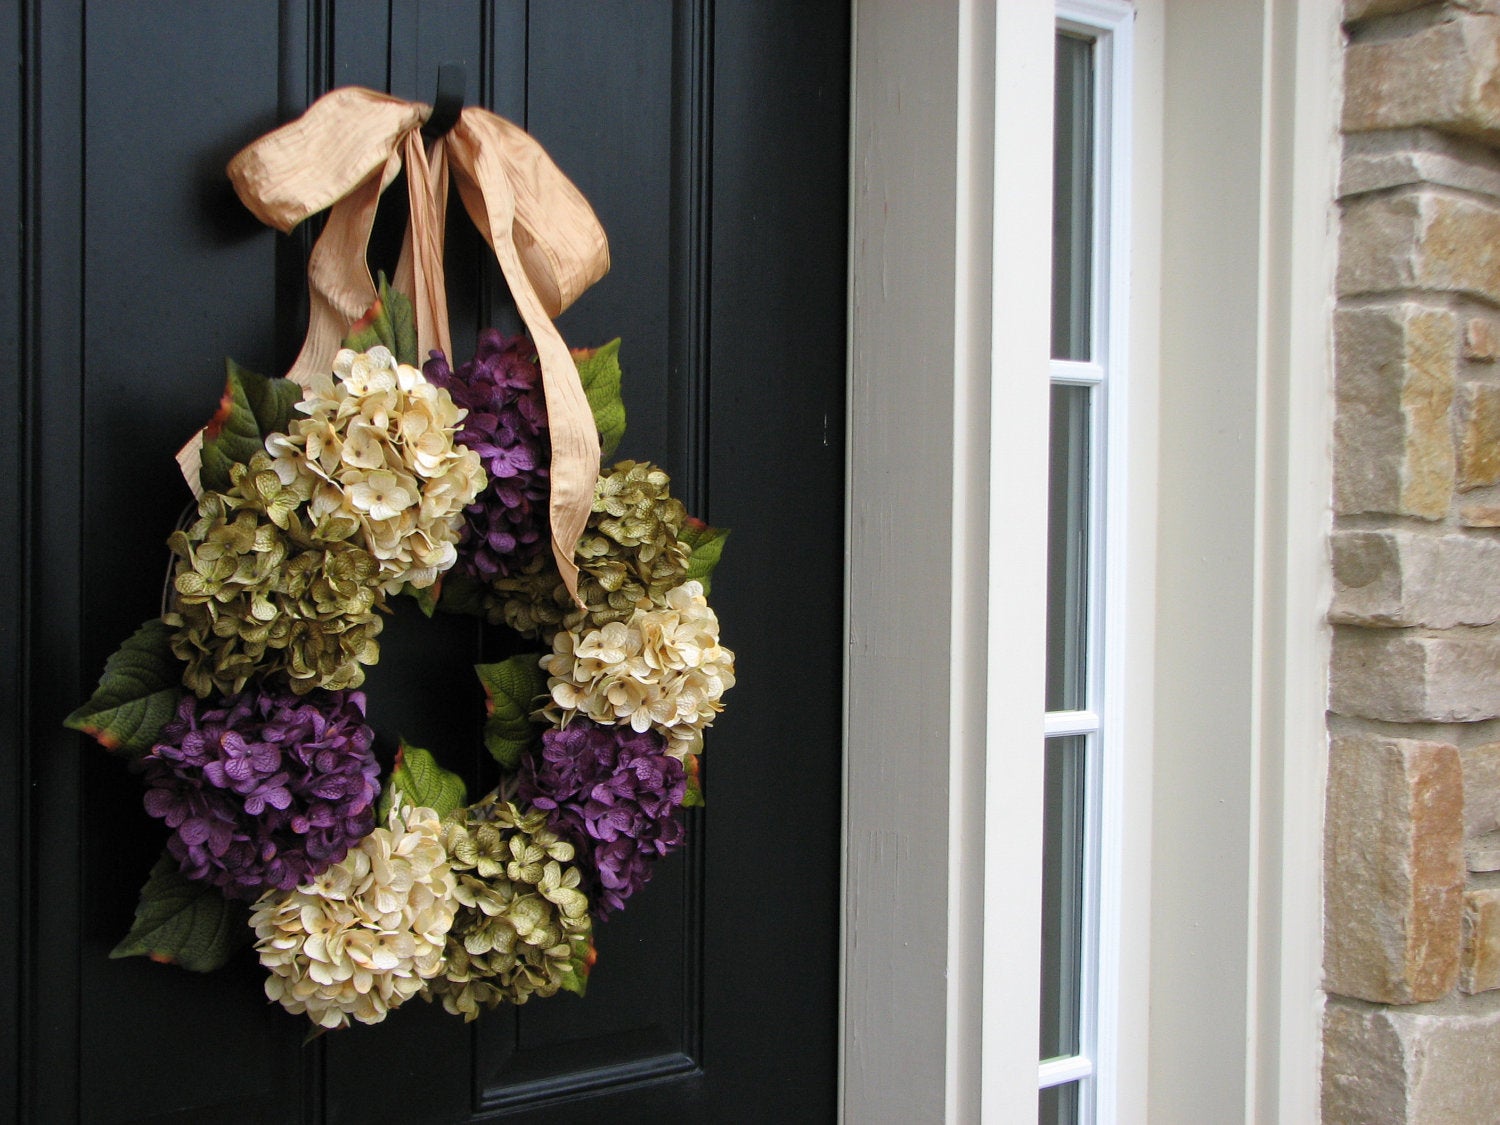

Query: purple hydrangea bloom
[[140, 688, 381, 900], [423, 330, 551, 581], [517, 719, 688, 919]]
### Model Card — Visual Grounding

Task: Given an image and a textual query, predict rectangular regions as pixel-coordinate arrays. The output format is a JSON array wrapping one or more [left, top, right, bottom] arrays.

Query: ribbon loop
[[188, 86, 611, 604]]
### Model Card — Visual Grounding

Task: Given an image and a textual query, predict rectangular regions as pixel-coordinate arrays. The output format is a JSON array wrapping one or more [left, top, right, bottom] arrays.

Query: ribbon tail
[[395, 132, 453, 366], [288, 156, 397, 386], [449, 165, 599, 606]]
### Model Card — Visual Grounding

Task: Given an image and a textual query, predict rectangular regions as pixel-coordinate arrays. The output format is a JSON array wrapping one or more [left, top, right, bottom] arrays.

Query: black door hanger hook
[[421, 63, 466, 140]]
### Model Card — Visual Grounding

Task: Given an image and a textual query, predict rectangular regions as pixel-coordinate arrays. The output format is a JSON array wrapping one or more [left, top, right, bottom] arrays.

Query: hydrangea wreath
[[66, 284, 733, 1030]]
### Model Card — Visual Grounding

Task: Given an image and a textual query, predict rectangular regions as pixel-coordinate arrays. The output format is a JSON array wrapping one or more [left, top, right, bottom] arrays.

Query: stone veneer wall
[[1326, 1, 1500, 1120]]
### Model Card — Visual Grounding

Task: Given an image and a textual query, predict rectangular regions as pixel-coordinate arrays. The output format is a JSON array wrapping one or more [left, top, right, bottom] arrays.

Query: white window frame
[[1041, 5, 1133, 1121]]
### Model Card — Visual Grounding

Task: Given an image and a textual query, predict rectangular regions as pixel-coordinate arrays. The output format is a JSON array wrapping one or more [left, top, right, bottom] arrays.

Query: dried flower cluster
[[542, 580, 735, 758], [266, 346, 486, 593], [142, 688, 380, 900], [251, 805, 457, 1028], [165, 453, 385, 698], [517, 720, 686, 918], [424, 798, 592, 1020], [491, 460, 691, 639], [422, 329, 552, 582]]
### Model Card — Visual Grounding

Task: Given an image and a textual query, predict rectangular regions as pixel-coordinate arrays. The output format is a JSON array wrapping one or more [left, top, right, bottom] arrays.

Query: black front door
[[4, 2, 848, 1120]]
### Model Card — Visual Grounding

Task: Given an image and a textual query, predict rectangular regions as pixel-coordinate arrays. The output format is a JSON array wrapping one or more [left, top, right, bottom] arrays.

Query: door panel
[[8, 1, 848, 1121]]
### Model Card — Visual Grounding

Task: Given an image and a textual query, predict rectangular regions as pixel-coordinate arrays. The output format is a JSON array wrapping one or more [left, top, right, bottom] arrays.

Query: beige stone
[[1340, 191, 1500, 305], [1325, 735, 1464, 1003], [1345, 0, 1438, 19], [1341, 128, 1500, 200], [1348, 0, 1500, 17], [1330, 628, 1500, 721], [1466, 743, 1500, 837], [1323, 1000, 1412, 1124], [1465, 829, 1500, 870], [1461, 502, 1500, 525], [1461, 888, 1500, 991], [1465, 316, 1500, 360], [1345, 13, 1500, 143], [1459, 381, 1500, 488], [1334, 303, 1457, 518], [1324, 997, 1500, 1123], [1331, 529, 1500, 626]]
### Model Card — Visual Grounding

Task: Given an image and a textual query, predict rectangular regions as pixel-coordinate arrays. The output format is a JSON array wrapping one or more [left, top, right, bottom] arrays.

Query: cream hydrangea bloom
[[265, 346, 486, 593], [541, 580, 735, 758], [250, 804, 458, 1029]]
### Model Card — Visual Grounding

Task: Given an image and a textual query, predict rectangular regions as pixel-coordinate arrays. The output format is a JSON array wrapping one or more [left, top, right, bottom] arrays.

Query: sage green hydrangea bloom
[[423, 796, 592, 1020], [164, 452, 385, 698], [490, 460, 691, 639]]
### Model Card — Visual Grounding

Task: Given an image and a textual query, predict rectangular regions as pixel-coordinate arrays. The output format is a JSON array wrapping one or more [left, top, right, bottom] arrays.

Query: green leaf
[[377, 742, 468, 821], [344, 273, 418, 367], [404, 580, 440, 618], [681, 754, 705, 809], [678, 518, 730, 597], [558, 933, 594, 998], [198, 358, 302, 494], [64, 620, 185, 759], [574, 338, 626, 462], [474, 656, 547, 770], [435, 572, 487, 618], [110, 853, 251, 973]]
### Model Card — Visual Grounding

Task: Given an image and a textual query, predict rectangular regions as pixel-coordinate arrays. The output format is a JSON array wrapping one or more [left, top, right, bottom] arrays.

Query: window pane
[[1046, 383, 1090, 712], [1040, 734, 1087, 1061], [1039, 1080, 1081, 1125], [1052, 32, 1093, 361]]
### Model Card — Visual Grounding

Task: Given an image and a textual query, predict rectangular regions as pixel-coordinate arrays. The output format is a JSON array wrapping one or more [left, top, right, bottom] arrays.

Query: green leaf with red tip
[[573, 338, 625, 462], [64, 620, 184, 759], [474, 656, 547, 770], [110, 853, 250, 973], [558, 932, 595, 998], [678, 519, 729, 596], [197, 358, 302, 494], [344, 273, 418, 367], [377, 742, 467, 821], [681, 754, 705, 809]]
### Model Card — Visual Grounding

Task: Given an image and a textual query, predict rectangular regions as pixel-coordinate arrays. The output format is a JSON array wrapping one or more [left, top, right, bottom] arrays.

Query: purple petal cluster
[[423, 330, 551, 581], [140, 688, 381, 900], [517, 719, 687, 919]]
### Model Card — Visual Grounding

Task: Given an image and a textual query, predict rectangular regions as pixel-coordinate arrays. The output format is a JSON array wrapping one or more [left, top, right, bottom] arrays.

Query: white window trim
[[1043, 7, 1134, 1121], [843, 2, 1337, 1121]]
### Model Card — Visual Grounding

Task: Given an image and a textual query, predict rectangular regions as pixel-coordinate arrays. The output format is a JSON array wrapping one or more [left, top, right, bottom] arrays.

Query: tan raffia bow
[[177, 86, 609, 603]]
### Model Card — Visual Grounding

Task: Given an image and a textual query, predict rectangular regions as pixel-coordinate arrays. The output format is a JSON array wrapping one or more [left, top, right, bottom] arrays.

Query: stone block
[[1340, 191, 1500, 305], [1347, 0, 1500, 19], [1459, 381, 1500, 488], [1341, 128, 1500, 200], [1465, 829, 1500, 870], [1331, 529, 1500, 626], [1345, 13, 1500, 143], [1461, 502, 1500, 525], [1331, 628, 1500, 720], [1461, 888, 1500, 991], [1464, 742, 1500, 837], [1345, 0, 1438, 19], [1334, 303, 1457, 519], [1465, 316, 1500, 360], [1324, 734, 1464, 1003], [1324, 997, 1500, 1123]]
